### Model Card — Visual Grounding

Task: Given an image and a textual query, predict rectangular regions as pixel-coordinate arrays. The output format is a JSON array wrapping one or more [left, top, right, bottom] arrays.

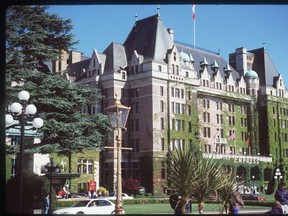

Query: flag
[[247, 134, 251, 147], [192, 4, 196, 20], [228, 133, 235, 141]]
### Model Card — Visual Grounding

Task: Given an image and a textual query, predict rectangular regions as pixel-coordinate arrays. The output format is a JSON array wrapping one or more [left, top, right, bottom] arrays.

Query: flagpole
[[192, 4, 196, 48], [194, 17, 196, 48]]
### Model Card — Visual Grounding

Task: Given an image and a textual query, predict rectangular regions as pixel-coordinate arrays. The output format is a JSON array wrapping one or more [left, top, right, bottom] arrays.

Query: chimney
[[167, 28, 174, 42]]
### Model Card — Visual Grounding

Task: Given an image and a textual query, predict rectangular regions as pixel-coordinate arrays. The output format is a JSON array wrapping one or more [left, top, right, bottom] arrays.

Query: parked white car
[[106, 193, 134, 200], [53, 198, 115, 214]]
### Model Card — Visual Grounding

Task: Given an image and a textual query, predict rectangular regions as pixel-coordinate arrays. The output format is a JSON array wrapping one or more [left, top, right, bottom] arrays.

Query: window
[[171, 119, 175, 130], [171, 87, 174, 97], [228, 104, 235, 112], [203, 112, 210, 123], [229, 116, 235, 126], [181, 103, 185, 114], [175, 88, 180, 98], [161, 138, 165, 151], [187, 105, 191, 116], [158, 65, 162, 72], [160, 101, 164, 112], [171, 102, 175, 113], [188, 91, 192, 100], [160, 86, 164, 96], [161, 118, 164, 130], [216, 102, 222, 110], [77, 159, 93, 174], [136, 119, 139, 131], [175, 103, 180, 114], [136, 88, 140, 97], [189, 122, 192, 132], [202, 99, 210, 109], [122, 72, 126, 79], [175, 119, 181, 131], [203, 127, 211, 138], [161, 161, 166, 179]]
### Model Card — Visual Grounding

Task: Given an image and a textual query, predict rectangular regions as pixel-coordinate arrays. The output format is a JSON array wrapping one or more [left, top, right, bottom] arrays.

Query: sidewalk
[[202, 207, 271, 214]]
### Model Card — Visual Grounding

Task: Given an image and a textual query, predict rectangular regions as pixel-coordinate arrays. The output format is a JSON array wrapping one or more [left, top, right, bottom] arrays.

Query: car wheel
[[76, 212, 84, 214]]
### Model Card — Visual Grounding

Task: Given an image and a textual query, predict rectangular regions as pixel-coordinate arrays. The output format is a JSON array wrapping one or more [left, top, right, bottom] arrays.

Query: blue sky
[[48, 4, 288, 84]]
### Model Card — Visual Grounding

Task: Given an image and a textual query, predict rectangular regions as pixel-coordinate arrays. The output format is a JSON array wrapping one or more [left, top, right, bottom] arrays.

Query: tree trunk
[[68, 154, 72, 173], [198, 200, 204, 214]]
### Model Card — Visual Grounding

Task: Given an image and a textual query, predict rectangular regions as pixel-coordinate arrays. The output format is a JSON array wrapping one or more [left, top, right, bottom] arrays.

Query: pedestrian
[[267, 200, 283, 214], [274, 182, 288, 213], [229, 191, 244, 215], [43, 194, 50, 214], [185, 198, 192, 214]]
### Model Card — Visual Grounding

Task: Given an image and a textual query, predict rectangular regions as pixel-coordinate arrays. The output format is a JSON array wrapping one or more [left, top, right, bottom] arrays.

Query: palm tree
[[192, 155, 227, 214], [167, 146, 229, 214], [216, 171, 237, 214], [167, 145, 202, 214]]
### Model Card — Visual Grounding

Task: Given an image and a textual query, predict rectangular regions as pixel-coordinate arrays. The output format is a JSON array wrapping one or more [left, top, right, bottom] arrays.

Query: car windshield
[[72, 200, 90, 207]]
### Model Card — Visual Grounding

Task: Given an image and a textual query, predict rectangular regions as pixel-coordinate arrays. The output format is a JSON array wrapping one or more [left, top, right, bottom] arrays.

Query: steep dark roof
[[249, 47, 279, 87], [124, 14, 173, 64], [67, 58, 90, 80], [176, 43, 239, 81], [103, 42, 127, 74]]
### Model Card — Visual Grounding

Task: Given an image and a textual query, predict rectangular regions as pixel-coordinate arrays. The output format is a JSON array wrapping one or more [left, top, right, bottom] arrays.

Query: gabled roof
[[249, 47, 279, 87], [124, 14, 173, 64]]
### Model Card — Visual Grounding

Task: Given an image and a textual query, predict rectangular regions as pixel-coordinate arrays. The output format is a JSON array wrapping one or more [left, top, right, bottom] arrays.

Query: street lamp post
[[274, 168, 283, 189], [236, 175, 239, 192], [43, 158, 60, 214], [252, 175, 255, 194], [6, 90, 43, 213], [105, 95, 131, 214]]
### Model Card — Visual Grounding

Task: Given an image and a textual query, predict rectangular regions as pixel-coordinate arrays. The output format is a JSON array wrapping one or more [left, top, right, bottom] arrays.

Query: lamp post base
[[115, 203, 124, 214]]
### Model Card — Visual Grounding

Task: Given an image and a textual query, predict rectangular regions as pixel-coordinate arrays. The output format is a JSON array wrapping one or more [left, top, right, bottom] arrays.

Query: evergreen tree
[[5, 6, 112, 171]]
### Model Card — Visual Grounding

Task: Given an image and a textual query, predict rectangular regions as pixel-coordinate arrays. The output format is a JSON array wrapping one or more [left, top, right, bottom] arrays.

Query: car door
[[85, 200, 114, 214]]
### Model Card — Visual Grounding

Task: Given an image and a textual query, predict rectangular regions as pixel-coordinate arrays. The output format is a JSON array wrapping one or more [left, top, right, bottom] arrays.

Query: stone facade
[[57, 14, 288, 195]]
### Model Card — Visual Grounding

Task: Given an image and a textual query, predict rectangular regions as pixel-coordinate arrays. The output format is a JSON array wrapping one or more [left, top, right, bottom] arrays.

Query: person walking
[[267, 200, 283, 214], [43, 194, 50, 214], [274, 182, 288, 213], [229, 191, 244, 215]]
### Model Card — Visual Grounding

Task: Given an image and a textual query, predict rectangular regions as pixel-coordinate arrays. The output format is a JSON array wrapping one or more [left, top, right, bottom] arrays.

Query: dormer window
[[122, 71, 126, 80], [173, 52, 177, 61]]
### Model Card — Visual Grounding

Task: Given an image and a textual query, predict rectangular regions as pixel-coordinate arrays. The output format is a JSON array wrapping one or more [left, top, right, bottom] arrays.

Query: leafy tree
[[123, 178, 141, 195], [6, 5, 77, 81], [6, 169, 52, 214], [5, 5, 112, 172]]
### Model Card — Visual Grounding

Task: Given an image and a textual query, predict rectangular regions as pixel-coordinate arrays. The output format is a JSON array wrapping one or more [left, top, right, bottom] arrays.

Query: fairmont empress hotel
[[10, 13, 288, 195]]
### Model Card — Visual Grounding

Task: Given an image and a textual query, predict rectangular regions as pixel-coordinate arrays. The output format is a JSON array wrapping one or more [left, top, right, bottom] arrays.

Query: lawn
[[123, 202, 272, 214]]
